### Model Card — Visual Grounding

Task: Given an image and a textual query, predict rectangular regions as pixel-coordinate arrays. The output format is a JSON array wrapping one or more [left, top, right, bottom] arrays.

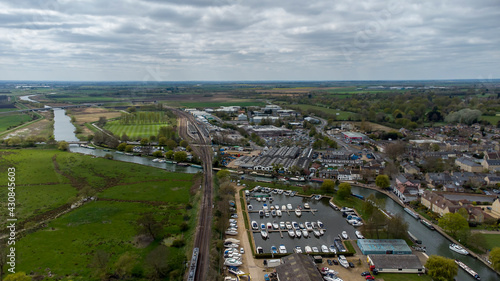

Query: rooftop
[[275, 253, 323, 281], [369, 254, 424, 270]]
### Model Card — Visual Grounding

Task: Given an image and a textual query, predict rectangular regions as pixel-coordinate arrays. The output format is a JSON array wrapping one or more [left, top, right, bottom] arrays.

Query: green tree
[[180, 140, 189, 148], [217, 169, 231, 180], [0, 246, 6, 281], [375, 174, 390, 189], [58, 141, 69, 151], [337, 182, 351, 200], [425, 255, 457, 281], [114, 252, 136, 279], [125, 145, 134, 152], [490, 247, 500, 271], [158, 137, 168, 146], [117, 142, 127, 151], [3, 272, 31, 281], [140, 138, 149, 146], [166, 139, 177, 150], [438, 213, 470, 241], [152, 151, 163, 158], [136, 213, 163, 240], [165, 150, 174, 159], [321, 179, 335, 193], [173, 151, 187, 162], [97, 116, 107, 127]]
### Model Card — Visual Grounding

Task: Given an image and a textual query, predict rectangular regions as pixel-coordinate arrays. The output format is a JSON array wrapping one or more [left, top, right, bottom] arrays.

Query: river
[[350, 185, 498, 281], [53, 108, 79, 142]]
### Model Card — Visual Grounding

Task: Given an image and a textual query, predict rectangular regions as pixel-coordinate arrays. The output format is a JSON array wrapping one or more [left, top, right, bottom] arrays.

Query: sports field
[[104, 121, 166, 139]]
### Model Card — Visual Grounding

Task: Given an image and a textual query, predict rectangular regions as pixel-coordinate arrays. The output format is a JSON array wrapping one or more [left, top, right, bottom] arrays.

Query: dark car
[[361, 271, 371, 276], [348, 262, 355, 268], [332, 259, 338, 265], [327, 259, 333, 266]]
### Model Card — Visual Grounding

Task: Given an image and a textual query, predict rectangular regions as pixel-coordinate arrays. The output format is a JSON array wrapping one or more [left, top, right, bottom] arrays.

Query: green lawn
[[0, 113, 33, 131], [180, 100, 265, 108], [375, 273, 432, 281], [0, 149, 197, 280], [483, 234, 500, 250], [481, 115, 500, 126], [286, 104, 355, 120], [104, 120, 167, 139]]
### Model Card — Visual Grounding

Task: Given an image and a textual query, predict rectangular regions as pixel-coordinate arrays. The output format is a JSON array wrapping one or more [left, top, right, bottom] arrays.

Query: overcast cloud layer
[[0, 0, 499, 81]]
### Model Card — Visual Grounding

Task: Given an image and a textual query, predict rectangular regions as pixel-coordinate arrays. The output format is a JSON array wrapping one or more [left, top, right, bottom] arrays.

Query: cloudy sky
[[0, 0, 499, 81]]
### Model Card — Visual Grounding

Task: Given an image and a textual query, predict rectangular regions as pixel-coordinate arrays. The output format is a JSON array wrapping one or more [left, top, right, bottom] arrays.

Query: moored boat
[[341, 231, 349, 240], [329, 245, 337, 253], [276, 210, 282, 217], [455, 259, 480, 280], [294, 246, 303, 253], [449, 243, 469, 255], [295, 209, 302, 217], [302, 229, 309, 238], [251, 221, 258, 230], [338, 255, 349, 268], [304, 203, 310, 209], [261, 230, 268, 239], [279, 244, 287, 254], [420, 219, 435, 230], [355, 231, 364, 239], [288, 229, 295, 238], [305, 246, 312, 253], [271, 245, 278, 254], [404, 207, 420, 219], [295, 229, 302, 238], [321, 245, 329, 253]]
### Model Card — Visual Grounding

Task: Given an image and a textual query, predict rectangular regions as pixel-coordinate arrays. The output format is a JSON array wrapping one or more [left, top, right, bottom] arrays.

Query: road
[[172, 108, 213, 281]]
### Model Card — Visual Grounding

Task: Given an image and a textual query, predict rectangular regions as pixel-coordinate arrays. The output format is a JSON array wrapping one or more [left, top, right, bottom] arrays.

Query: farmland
[[0, 149, 199, 280], [283, 103, 356, 120], [0, 113, 33, 132]]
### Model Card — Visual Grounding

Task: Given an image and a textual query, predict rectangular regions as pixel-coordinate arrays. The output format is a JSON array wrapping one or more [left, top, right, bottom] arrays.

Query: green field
[[0, 113, 32, 131], [0, 149, 197, 280], [481, 115, 500, 125], [179, 100, 265, 108], [104, 121, 167, 139], [285, 104, 355, 120], [483, 233, 500, 250]]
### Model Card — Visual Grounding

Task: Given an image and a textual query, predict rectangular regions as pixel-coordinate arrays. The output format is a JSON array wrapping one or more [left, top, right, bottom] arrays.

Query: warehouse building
[[342, 131, 368, 143], [367, 254, 424, 274], [275, 253, 323, 281], [357, 239, 412, 255]]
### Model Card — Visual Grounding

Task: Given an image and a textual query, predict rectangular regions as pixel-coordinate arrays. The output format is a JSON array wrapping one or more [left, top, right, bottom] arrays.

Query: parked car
[[348, 262, 355, 268], [361, 271, 371, 276], [327, 259, 333, 266], [332, 259, 338, 265], [365, 275, 375, 280]]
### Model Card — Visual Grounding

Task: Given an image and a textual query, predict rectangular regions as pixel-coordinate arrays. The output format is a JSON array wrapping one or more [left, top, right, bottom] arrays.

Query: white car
[[240, 247, 244, 254]]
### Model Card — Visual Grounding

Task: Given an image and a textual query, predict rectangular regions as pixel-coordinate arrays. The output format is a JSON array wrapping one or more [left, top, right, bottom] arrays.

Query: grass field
[[285, 104, 355, 120], [104, 121, 167, 139], [483, 234, 500, 250], [0, 113, 32, 132], [179, 100, 265, 108], [481, 115, 500, 125], [0, 149, 197, 280]]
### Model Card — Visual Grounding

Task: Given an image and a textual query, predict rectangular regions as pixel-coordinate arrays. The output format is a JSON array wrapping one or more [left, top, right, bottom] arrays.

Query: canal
[[53, 108, 79, 142]]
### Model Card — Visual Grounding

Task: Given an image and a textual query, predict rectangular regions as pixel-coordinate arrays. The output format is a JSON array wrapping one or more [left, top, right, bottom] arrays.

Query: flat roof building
[[357, 239, 412, 255], [368, 254, 425, 274], [342, 131, 368, 142]]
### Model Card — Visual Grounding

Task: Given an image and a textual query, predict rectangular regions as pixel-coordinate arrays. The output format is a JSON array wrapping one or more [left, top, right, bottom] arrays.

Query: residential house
[[394, 174, 421, 202], [420, 190, 460, 216], [482, 159, 500, 172], [455, 157, 483, 172], [485, 175, 500, 185], [426, 173, 453, 188]]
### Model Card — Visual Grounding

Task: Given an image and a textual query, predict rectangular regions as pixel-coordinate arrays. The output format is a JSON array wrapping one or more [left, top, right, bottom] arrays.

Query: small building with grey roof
[[275, 253, 323, 281], [367, 254, 425, 274]]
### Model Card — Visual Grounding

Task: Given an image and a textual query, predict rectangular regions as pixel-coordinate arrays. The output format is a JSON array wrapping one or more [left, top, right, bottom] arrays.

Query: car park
[[327, 259, 333, 265], [361, 271, 371, 276], [348, 262, 355, 268]]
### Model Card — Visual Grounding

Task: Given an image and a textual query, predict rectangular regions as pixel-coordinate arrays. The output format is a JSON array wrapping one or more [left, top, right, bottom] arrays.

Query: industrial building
[[367, 254, 425, 274], [342, 131, 368, 143], [357, 239, 412, 255], [275, 253, 323, 281], [231, 147, 312, 173], [243, 125, 293, 137]]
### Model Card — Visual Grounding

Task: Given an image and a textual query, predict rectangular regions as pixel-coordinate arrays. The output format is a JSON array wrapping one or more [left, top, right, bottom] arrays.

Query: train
[[187, 247, 199, 281]]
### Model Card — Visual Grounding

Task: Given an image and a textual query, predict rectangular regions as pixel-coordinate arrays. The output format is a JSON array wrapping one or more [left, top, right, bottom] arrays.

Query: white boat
[[341, 231, 349, 240], [275, 204, 280, 210], [338, 255, 349, 268], [276, 210, 282, 217], [295, 229, 302, 238], [282, 205, 287, 211], [317, 221, 324, 228], [311, 222, 317, 229], [305, 246, 312, 253], [271, 210, 276, 217], [225, 238, 240, 244], [251, 221, 258, 230], [304, 203, 310, 209], [280, 221, 285, 229], [267, 222, 273, 230], [295, 209, 302, 217], [265, 212, 269, 217], [404, 207, 420, 219], [256, 246, 263, 254], [279, 244, 287, 254], [248, 204, 253, 211], [292, 221, 299, 229], [455, 259, 480, 280], [288, 229, 295, 238], [314, 194, 322, 200], [286, 221, 292, 229], [224, 243, 239, 248], [226, 229, 238, 236], [312, 246, 319, 253], [294, 246, 303, 253], [224, 258, 242, 266], [287, 204, 293, 210], [449, 243, 469, 255], [355, 231, 364, 239], [263, 204, 268, 211], [313, 230, 321, 237], [273, 222, 279, 229], [259, 210, 264, 217], [305, 222, 313, 231], [261, 230, 268, 239], [262, 197, 266, 202], [228, 267, 245, 276], [257, 197, 261, 202], [302, 229, 309, 238], [329, 245, 337, 253], [321, 245, 329, 253], [352, 221, 363, 227], [299, 222, 305, 229], [340, 207, 353, 212]]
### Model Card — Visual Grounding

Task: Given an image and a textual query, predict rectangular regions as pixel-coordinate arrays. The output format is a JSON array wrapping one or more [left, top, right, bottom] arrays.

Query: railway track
[[171, 108, 213, 281]]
